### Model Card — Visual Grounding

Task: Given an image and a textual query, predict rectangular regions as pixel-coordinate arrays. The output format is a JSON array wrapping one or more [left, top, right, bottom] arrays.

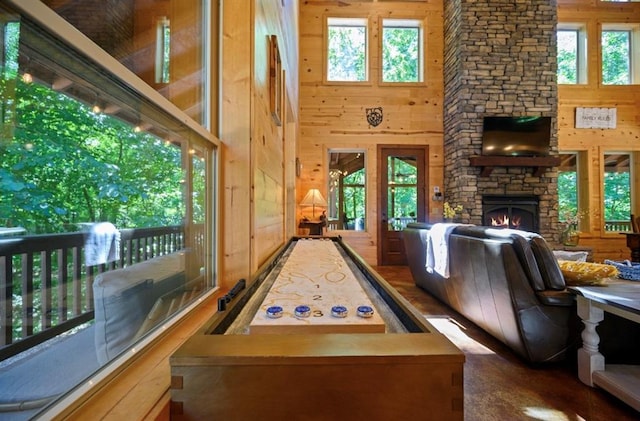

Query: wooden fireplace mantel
[[469, 156, 562, 177]]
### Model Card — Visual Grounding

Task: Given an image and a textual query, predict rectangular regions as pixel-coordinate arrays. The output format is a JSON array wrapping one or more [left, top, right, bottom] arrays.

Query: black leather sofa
[[403, 223, 577, 364]]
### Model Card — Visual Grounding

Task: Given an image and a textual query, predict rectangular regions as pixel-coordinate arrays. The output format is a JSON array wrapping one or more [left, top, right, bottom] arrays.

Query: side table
[[298, 220, 325, 235], [570, 283, 640, 411], [623, 233, 640, 263]]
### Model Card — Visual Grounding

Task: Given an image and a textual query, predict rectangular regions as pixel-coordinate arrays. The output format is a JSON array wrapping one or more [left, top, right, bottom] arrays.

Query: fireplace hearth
[[483, 196, 539, 233]]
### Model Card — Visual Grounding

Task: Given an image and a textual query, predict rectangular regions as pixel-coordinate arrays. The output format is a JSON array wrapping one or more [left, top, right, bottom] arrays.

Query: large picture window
[[0, 2, 217, 417]]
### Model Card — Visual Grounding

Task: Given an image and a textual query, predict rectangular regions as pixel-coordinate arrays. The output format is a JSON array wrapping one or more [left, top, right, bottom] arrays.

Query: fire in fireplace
[[482, 196, 539, 233]]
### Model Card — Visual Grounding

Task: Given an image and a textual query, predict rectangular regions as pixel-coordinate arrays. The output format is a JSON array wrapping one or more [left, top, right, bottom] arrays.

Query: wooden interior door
[[378, 145, 428, 265]]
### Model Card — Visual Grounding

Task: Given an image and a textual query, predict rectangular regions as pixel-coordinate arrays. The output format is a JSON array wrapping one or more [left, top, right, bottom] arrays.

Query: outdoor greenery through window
[[382, 19, 423, 83], [327, 17, 368, 82], [328, 151, 366, 230], [557, 26, 587, 84], [387, 156, 417, 231], [558, 153, 580, 225], [0, 3, 215, 416], [603, 153, 632, 231], [602, 27, 632, 84]]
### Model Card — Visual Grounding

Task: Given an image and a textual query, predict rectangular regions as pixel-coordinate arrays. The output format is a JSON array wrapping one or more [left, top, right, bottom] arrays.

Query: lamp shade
[[299, 189, 327, 218]]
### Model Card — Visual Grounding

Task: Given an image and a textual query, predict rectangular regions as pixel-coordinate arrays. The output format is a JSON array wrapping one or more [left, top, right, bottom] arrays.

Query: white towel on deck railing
[[425, 223, 464, 278], [85, 222, 120, 266]]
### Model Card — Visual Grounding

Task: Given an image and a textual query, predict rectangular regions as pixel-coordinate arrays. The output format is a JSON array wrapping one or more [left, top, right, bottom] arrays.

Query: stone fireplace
[[443, 0, 560, 242]]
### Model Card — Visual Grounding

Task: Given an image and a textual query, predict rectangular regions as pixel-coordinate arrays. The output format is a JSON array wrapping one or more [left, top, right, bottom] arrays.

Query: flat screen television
[[481, 116, 551, 157]]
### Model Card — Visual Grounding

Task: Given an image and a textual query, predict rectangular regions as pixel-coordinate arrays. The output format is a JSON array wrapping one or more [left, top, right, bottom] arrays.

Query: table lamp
[[299, 188, 327, 219]]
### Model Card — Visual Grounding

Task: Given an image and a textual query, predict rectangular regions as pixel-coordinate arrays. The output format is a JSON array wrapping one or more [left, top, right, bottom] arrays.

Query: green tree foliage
[[602, 30, 630, 85], [1, 78, 185, 234], [558, 171, 578, 220], [327, 25, 366, 81], [604, 171, 631, 220], [557, 30, 577, 84], [342, 168, 365, 224], [382, 27, 419, 82], [388, 157, 417, 227]]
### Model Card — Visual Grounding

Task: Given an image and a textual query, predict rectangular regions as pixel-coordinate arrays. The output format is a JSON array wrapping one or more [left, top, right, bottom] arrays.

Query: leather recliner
[[403, 223, 577, 364]]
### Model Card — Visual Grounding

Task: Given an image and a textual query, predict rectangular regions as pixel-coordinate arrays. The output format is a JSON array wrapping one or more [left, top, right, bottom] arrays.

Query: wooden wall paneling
[[557, 2, 640, 260], [251, 0, 299, 270], [220, 0, 252, 288], [299, 1, 443, 264]]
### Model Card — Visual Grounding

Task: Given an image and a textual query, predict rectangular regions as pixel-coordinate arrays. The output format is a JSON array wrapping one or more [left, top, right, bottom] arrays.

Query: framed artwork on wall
[[269, 34, 282, 126]]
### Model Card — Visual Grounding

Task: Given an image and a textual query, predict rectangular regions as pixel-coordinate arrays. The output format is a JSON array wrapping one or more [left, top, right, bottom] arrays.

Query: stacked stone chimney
[[443, 0, 559, 240]]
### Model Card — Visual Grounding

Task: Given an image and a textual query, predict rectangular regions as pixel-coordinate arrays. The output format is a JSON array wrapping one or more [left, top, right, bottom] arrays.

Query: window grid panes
[[327, 18, 368, 82], [387, 156, 417, 231]]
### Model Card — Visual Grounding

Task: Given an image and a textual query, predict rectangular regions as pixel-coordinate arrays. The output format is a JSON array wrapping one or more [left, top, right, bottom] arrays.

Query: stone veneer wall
[[443, 0, 560, 241]]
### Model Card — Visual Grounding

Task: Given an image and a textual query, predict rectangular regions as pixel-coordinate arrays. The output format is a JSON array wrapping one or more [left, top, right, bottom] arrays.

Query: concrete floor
[[375, 265, 639, 421]]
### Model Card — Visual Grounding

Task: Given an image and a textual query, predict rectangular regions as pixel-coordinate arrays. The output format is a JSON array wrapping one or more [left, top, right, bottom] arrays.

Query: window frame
[[600, 23, 640, 85], [324, 16, 371, 85], [557, 23, 588, 85], [379, 17, 426, 85], [327, 149, 367, 232], [558, 151, 591, 233], [2, 0, 220, 417], [601, 151, 633, 235]]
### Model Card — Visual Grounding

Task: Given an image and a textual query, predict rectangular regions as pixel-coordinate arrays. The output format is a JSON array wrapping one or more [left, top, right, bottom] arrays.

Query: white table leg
[[576, 295, 605, 386]]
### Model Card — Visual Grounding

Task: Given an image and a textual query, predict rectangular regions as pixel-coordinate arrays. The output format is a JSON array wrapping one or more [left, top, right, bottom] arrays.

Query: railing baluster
[[86, 264, 95, 312], [57, 248, 68, 322], [21, 253, 34, 338], [0, 224, 186, 359], [72, 246, 82, 316], [41, 250, 53, 330], [0, 256, 12, 346]]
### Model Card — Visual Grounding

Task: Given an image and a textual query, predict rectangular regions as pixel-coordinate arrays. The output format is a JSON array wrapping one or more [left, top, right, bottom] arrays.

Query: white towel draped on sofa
[[85, 222, 120, 266], [425, 223, 469, 278]]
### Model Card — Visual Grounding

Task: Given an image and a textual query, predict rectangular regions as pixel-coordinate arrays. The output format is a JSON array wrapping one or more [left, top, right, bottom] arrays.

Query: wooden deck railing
[[0, 225, 187, 361], [604, 220, 632, 233]]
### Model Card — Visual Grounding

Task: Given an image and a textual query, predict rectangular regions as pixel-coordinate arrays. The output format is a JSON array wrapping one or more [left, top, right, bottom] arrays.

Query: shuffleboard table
[[170, 237, 464, 420]]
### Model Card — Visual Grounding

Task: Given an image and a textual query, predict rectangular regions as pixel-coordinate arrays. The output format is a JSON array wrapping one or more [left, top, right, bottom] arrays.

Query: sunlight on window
[[557, 30, 578, 84], [327, 17, 368, 82]]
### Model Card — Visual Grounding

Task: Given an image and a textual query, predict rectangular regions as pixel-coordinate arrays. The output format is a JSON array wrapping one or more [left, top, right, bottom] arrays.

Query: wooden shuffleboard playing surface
[[249, 238, 385, 334]]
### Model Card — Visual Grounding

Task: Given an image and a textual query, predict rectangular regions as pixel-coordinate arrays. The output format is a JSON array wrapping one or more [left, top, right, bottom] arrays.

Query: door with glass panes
[[378, 146, 428, 265]]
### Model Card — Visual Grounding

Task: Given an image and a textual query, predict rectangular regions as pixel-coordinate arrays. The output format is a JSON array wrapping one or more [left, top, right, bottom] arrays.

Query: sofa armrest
[[535, 290, 575, 307]]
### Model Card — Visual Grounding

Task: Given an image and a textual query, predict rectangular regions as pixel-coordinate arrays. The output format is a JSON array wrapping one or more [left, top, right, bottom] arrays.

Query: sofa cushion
[[93, 252, 185, 364], [93, 278, 154, 363], [507, 234, 546, 291], [457, 227, 546, 291], [530, 237, 566, 290]]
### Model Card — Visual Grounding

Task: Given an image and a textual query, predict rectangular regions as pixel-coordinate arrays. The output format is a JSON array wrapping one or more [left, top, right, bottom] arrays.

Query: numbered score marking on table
[[249, 239, 386, 334]]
